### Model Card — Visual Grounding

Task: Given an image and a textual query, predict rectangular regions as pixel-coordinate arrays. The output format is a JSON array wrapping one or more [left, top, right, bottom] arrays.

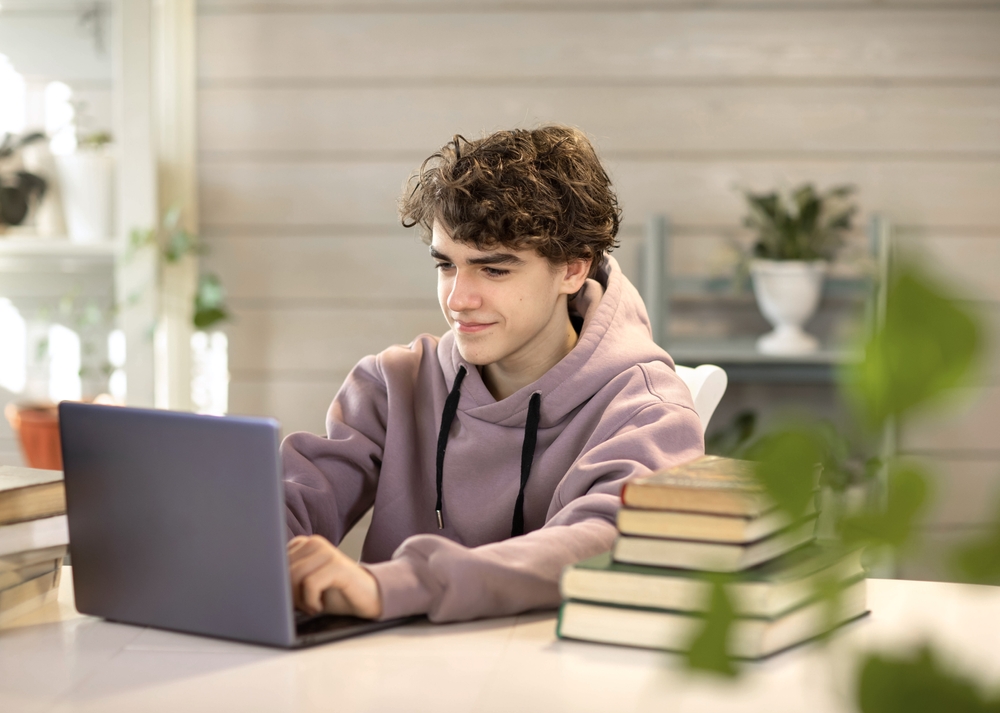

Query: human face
[[431, 221, 588, 375]]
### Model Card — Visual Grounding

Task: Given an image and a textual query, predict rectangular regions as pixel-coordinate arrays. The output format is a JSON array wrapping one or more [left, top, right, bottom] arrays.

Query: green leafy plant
[[0, 131, 48, 227], [128, 206, 230, 331], [743, 183, 856, 261], [77, 130, 113, 150], [682, 257, 989, 706]]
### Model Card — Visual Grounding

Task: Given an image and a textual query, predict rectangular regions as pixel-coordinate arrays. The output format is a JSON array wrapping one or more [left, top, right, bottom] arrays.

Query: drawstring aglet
[[436, 509, 444, 529]]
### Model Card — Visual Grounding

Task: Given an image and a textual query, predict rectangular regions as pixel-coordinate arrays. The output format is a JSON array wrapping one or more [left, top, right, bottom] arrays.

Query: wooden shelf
[[668, 338, 862, 384], [0, 238, 117, 259]]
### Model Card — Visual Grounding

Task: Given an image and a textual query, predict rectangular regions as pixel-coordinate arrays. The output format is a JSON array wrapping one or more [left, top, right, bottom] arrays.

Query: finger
[[321, 587, 353, 616], [301, 567, 347, 614]]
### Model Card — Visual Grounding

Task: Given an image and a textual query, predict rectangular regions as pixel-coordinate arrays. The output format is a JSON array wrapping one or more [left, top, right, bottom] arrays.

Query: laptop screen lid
[[59, 402, 297, 647]]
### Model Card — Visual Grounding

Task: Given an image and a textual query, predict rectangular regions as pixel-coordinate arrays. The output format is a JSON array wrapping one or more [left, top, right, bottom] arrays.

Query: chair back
[[674, 364, 727, 435]]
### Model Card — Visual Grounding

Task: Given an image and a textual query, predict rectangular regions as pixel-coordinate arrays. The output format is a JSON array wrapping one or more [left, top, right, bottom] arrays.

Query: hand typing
[[287, 535, 383, 619]]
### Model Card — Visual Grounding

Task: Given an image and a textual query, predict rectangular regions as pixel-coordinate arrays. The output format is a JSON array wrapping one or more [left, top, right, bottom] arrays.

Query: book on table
[[0, 515, 70, 558], [621, 455, 772, 517], [0, 466, 65, 527], [561, 544, 864, 618], [612, 516, 817, 572], [616, 501, 816, 543], [0, 564, 62, 625], [557, 577, 868, 659]]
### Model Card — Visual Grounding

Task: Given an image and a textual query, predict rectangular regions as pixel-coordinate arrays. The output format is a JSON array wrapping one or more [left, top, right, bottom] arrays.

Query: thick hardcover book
[[612, 517, 817, 572], [0, 515, 69, 558], [0, 545, 67, 572], [0, 557, 61, 593], [0, 565, 62, 625], [621, 456, 772, 517], [557, 577, 867, 659], [616, 502, 814, 544], [560, 545, 864, 618], [0, 466, 65, 527]]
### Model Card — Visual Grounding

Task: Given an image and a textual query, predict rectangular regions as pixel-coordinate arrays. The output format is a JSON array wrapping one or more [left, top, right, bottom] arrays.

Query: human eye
[[434, 261, 455, 272], [483, 267, 510, 278]]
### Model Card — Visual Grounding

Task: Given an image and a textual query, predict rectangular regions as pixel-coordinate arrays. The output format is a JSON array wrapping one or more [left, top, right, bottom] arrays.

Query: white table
[[2, 570, 1000, 713]]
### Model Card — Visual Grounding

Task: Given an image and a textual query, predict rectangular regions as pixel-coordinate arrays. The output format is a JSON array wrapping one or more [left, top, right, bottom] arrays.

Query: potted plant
[[55, 130, 114, 244], [0, 132, 48, 232], [742, 183, 856, 355]]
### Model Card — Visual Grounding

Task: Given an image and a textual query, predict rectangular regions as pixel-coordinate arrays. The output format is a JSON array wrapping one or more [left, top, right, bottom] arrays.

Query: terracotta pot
[[4, 403, 62, 470]]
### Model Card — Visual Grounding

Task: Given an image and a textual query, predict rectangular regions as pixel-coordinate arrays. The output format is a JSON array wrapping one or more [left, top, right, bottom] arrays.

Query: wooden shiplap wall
[[196, 1, 1000, 577]]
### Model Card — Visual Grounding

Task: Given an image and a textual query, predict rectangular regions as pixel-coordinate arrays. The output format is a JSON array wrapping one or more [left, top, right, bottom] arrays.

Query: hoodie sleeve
[[365, 400, 704, 623], [282, 355, 387, 544]]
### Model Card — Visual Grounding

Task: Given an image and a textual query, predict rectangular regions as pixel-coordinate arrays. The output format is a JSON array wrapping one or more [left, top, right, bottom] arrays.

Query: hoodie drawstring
[[510, 391, 542, 537], [434, 367, 542, 536], [435, 366, 467, 529]]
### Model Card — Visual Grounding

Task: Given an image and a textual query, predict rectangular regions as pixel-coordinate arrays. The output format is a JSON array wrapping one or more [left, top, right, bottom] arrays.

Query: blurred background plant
[[0, 131, 48, 228], [683, 254, 1000, 711], [744, 183, 857, 262], [128, 205, 229, 331]]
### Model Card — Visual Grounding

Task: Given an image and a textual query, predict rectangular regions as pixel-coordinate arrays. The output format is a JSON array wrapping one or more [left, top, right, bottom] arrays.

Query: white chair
[[675, 364, 728, 435]]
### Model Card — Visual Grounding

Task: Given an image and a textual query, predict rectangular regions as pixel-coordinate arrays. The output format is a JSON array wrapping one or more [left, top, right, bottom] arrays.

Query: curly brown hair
[[399, 126, 620, 278]]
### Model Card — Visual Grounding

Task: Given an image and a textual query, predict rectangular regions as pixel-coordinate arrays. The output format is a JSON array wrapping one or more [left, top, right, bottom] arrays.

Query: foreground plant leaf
[[952, 491, 1000, 584], [858, 645, 1000, 712], [840, 461, 929, 551], [685, 578, 737, 677], [842, 262, 982, 433], [744, 427, 824, 519]]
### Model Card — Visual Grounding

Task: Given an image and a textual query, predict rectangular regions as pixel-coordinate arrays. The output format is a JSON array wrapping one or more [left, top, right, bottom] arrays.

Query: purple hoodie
[[282, 256, 704, 622]]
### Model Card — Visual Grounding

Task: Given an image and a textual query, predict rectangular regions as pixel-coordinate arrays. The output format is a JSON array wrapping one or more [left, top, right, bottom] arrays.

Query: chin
[[453, 335, 497, 366]]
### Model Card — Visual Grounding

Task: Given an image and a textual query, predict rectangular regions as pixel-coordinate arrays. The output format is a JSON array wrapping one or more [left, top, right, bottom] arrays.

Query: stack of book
[[557, 455, 868, 659], [0, 466, 68, 624]]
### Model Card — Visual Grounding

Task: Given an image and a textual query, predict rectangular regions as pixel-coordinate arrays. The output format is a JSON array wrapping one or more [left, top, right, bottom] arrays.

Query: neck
[[481, 299, 579, 401]]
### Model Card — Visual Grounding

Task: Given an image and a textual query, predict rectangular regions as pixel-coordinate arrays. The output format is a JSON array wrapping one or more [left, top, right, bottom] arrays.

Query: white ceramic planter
[[55, 150, 114, 244], [750, 259, 828, 355]]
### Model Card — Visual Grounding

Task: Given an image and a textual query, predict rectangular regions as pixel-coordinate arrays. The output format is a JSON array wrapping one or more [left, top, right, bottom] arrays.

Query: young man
[[283, 126, 704, 622]]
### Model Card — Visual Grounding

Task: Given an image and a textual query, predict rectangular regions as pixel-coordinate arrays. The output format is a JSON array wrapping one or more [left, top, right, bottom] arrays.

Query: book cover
[[616, 503, 814, 544], [622, 456, 773, 516], [0, 515, 70, 558], [612, 517, 817, 572], [0, 545, 68, 572], [0, 565, 62, 625], [561, 544, 864, 617], [0, 557, 61, 593], [557, 577, 868, 659], [0, 466, 65, 527]]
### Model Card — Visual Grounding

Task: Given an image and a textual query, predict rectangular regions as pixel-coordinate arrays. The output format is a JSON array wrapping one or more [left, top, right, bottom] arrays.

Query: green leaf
[[841, 261, 983, 432], [840, 461, 929, 551], [685, 577, 737, 677], [858, 645, 1000, 713], [744, 427, 824, 519], [951, 491, 1000, 584], [193, 273, 230, 330]]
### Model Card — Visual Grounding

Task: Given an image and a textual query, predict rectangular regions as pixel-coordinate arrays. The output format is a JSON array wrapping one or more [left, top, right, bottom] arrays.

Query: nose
[[445, 270, 482, 314]]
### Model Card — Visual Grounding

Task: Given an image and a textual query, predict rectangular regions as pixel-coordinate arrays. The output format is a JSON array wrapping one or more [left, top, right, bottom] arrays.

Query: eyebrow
[[429, 247, 526, 267]]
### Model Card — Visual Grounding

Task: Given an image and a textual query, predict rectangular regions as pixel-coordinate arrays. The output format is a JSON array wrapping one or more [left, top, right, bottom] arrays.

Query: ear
[[559, 258, 591, 295]]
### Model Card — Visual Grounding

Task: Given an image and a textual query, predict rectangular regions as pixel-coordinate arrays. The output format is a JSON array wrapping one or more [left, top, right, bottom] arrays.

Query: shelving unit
[[641, 214, 889, 385]]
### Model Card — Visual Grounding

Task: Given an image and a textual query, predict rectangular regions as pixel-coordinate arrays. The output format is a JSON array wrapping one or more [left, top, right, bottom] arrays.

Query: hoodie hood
[[436, 255, 675, 428]]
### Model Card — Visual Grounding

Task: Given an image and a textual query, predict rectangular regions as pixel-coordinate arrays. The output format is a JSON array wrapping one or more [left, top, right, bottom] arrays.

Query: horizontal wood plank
[[197, 11, 1000, 82], [902, 386, 1000, 453], [229, 376, 348, 435], [199, 159, 1000, 228], [198, 86, 1000, 155], [920, 457, 1000, 527], [226, 305, 447, 372]]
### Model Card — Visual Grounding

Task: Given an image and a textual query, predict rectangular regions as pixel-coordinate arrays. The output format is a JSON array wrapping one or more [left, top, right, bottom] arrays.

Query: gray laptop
[[59, 401, 413, 648]]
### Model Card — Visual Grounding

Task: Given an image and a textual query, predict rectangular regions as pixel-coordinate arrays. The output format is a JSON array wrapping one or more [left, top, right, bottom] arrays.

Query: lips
[[454, 320, 494, 334]]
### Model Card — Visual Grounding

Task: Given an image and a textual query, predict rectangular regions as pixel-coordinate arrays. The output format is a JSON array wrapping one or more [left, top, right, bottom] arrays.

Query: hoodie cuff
[[363, 557, 433, 621]]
